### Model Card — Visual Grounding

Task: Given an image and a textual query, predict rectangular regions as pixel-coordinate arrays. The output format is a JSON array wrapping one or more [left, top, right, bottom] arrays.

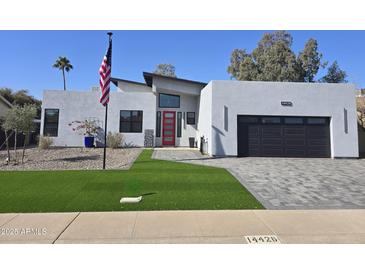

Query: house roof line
[[0, 94, 13, 108], [143, 72, 208, 87], [111, 77, 147, 87]]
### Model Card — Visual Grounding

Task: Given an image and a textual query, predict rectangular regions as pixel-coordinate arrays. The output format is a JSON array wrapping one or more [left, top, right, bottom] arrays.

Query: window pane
[[187, 112, 195, 118], [262, 117, 281, 124], [238, 116, 259, 123], [120, 110, 143, 132], [177, 112, 182, 137], [187, 112, 195, 125], [120, 111, 131, 122], [131, 122, 142, 132], [224, 106, 228, 131], [156, 111, 161, 137], [131, 111, 142, 122], [284, 117, 304, 124], [164, 124, 174, 129], [44, 109, 59, 137], [120, 122, 130, 132], [159, 93, 180, 108], [307, 118, 327, 125]]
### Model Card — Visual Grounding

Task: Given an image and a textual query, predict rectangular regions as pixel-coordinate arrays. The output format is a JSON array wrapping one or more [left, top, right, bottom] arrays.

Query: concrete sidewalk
[[0, 210, 364, 244]]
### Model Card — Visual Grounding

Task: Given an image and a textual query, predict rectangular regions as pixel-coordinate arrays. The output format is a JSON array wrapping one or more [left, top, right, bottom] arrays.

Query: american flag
[[99, 39, 112, 106]]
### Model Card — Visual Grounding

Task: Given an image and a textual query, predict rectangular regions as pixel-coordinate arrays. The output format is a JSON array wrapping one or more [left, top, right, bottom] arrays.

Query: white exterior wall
[[41, 86, 156, 147], [206, 81, 358, 158], [197, 82, 213, 154]]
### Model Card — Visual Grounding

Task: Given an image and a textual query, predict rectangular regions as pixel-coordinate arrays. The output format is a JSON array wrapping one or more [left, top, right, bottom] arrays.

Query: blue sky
[[1, 30, 364, 99]]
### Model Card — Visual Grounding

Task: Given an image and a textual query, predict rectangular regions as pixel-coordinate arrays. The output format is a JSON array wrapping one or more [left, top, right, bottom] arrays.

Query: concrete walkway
[[1, 210, 364, 244]]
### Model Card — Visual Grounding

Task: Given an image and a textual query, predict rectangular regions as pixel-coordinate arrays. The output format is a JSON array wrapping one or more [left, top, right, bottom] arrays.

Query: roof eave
[[143, 71, 207, 87], [111, 77, 147, 87]]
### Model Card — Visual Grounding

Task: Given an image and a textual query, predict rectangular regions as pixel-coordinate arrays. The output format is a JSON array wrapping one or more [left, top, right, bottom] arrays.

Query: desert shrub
[[106, 132, 124, 149], [38, 135, 53, 149]]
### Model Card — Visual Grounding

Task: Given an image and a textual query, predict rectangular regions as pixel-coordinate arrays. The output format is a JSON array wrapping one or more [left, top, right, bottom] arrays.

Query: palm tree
[[53, 57, 73, 90]]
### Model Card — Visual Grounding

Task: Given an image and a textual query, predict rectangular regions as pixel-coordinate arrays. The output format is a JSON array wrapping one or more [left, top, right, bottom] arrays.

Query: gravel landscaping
[[0, 147, 142, 171]]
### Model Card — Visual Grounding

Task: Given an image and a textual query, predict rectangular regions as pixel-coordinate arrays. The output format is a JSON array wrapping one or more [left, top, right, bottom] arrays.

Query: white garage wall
[[197, 82, 213, 154], [209, 80, 359, 158]]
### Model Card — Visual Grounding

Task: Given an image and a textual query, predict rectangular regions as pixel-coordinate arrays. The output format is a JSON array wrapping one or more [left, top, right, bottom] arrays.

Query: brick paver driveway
[[153, 149, 365, 209]]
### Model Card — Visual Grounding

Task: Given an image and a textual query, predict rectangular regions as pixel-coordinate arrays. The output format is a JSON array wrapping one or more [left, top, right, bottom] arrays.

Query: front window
[[177, 112, 182, 137], [120, 110, 143, 133], [156, 111, 161, 137], [159, 93, 180, 108], [43, 109, 59, 137], [187, 112, 195, 125]]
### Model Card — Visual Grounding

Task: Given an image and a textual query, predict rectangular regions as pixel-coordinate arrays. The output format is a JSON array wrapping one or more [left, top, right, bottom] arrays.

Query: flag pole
[[103, 32, 113, 170]]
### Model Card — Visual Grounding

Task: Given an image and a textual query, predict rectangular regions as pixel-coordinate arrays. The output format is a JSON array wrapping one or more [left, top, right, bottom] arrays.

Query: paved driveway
[[153, 149, 365, 209]]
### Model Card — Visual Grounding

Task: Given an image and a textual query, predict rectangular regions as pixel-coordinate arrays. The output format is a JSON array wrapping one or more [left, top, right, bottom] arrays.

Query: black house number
[[281, 101, 293, 107]]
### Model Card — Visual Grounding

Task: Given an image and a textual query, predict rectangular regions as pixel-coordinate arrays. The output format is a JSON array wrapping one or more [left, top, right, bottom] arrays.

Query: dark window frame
[[119, 110, 143, 133], [177, 112, 182, 137], [43, 109, 59, 137], [159, 93, 180, 108], [156, 111, 161, 137], [187, 112, 195, 125]]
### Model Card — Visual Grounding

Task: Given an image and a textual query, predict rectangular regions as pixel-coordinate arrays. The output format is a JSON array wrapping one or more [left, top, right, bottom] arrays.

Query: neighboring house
[[0, 94, 12, 118], [357, 96, 365, 157], [356, 88, 365, 97], [41, 71, 359, 158], [0, 94, 13, 148]]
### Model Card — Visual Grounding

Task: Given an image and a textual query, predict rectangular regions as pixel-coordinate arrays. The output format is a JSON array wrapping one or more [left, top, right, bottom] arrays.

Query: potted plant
[[68, 119, 100, 148]]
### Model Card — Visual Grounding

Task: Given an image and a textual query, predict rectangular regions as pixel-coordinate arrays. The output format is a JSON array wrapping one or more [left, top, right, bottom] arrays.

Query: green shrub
[[106, 132, 124, 149], [39, 136, 53, 149]]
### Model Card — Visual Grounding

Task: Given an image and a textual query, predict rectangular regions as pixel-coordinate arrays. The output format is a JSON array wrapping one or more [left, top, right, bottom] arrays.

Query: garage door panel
[[261, 138, 283, 145], [262, 127, 282, 138], [261, 147, 284, 157], [285, 148, 306, 157], [237, 116, 330, 158], [248, 147, 261, 156], [307, 149, 328, 157], [307, 139, 328, 146], [248, 126, 260, 137], [307, 127, 329, 137], [284, 127, 305, 135], [248, 138, 260, 145], [285, 139, 306, 146]]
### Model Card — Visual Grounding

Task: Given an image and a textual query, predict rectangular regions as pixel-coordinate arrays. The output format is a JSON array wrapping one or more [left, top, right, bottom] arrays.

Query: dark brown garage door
[[237, 116, 331, 158]]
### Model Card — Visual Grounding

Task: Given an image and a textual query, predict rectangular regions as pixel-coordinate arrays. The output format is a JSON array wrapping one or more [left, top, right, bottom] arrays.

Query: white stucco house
[[41, 71, 359, 158]]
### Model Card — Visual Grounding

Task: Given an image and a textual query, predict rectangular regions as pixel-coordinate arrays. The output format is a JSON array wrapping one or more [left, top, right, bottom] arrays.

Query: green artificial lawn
[[0, 150, 264, 213]]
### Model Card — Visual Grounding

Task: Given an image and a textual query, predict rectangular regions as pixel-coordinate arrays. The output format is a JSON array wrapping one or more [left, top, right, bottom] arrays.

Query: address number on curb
[[245, 235, 281, 244]]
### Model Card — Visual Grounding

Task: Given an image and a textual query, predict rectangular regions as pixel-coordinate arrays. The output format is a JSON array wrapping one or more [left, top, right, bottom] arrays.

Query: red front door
[[162, 111, 176, 146]]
